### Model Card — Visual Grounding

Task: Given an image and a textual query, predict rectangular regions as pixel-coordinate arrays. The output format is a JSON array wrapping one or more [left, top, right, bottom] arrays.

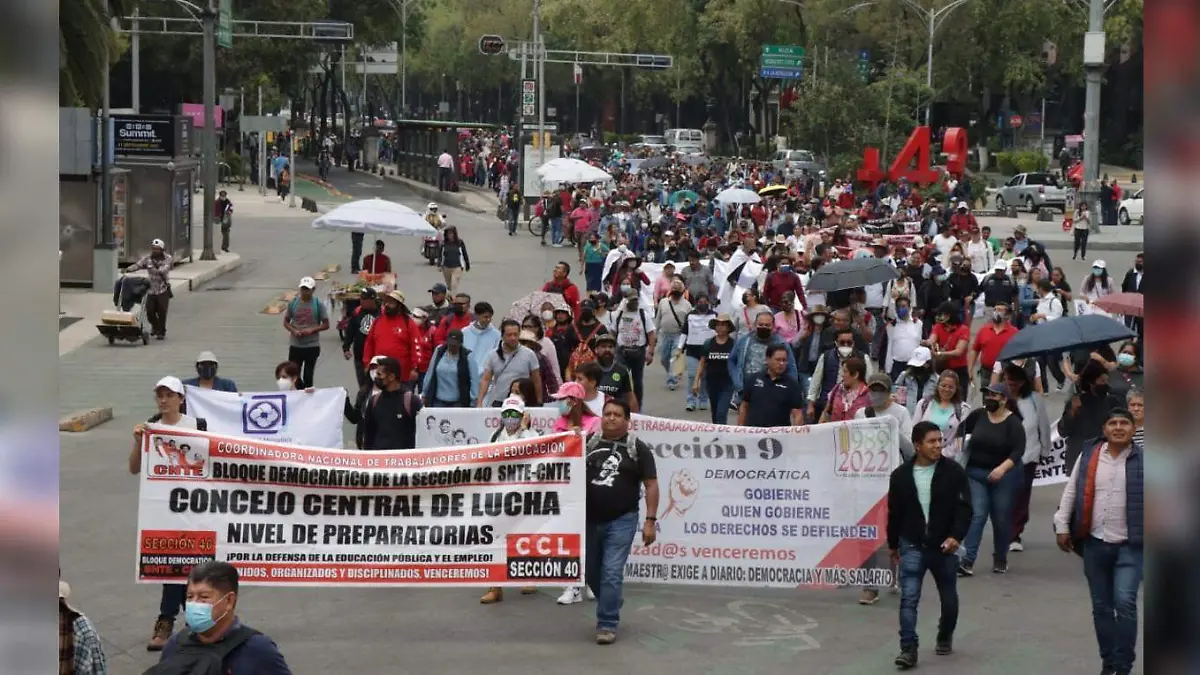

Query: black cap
[[446, 329, 464, 343], [429, 282, 449, 293], [359, 287, 377, 299]]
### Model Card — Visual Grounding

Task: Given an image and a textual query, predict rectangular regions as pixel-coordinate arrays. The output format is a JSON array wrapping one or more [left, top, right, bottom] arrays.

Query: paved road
[[60, 164, 1141, 674]]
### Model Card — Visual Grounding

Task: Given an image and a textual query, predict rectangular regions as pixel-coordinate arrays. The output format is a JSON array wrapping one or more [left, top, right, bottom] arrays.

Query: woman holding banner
[[128, 376, 208, 651]]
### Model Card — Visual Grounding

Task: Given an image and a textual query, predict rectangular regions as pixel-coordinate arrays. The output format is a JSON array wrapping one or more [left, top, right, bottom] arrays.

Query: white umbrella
[[312, 199, 438, 274], [536, 157, 614, 184], [312, 199, 437, 237], [714, 187, 761, 205]]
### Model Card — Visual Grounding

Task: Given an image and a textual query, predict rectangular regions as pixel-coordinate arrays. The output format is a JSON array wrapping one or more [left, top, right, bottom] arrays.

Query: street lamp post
[[200, 0, 218, 260]]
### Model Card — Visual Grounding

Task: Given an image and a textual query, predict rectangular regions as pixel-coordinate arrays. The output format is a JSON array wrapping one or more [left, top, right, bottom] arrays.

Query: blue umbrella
[[669, 189, 700, 206], [996, 315, 1134, 361]]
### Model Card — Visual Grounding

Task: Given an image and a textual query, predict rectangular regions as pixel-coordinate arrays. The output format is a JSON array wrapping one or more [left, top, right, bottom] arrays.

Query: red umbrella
[[1092, 292, 1143, 318]]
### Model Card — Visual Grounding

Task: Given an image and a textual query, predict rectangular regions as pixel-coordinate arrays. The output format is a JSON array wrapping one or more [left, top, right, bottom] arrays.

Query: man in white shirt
[[931, 227, 958, 263], [1052, 408, 1143, 675], [437, 148, 454, 192], [612, 289, 657, 407]]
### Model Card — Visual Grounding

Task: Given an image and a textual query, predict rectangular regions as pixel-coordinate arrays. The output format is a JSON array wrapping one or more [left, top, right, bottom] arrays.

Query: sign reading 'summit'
[[112, 115, 177, 158]]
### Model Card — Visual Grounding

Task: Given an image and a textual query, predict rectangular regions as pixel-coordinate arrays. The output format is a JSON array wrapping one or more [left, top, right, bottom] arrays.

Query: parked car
[[1118, 187, 1144, 224], [770, 149, 825, 175], [993, 172, 1067, 212], [632, 134, 668, 153]]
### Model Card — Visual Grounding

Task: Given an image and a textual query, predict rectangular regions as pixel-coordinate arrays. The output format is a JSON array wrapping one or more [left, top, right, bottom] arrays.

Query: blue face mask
[[557, 400, 573, 416], [184, 593, 231, 633], [896, 307, 909, 319], [1117, 353, 1136, 368], [1092, 267, 1103, 277]]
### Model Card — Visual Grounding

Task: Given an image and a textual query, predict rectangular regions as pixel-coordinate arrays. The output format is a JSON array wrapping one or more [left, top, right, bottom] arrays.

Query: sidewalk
[[371, 163, 495, 214], [976, 215, 1143, 252]]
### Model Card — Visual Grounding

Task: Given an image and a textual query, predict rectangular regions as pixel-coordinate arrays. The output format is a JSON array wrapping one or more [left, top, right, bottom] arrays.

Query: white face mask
[[276, 378, 294, 391], [541, 310, 554, 321], [812, 315, 826, 325], [837, 346, 853, 358]]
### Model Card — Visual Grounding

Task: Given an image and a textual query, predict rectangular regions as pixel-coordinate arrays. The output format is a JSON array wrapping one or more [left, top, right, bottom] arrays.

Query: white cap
[[196, 351, 218, 364], [1092, 259, 1107, 269], [848, 214, 859, 220], [154, 376, 185, 395], [150, 238, 165, 248], [368, 355, 387, 366], [993, 259, 1008, 271], [664, 230, 675, 237], [428, 202, 439, 210], [501, 396, 526, 414], [907, 346, 932, 368], [298, 276, 316, 289], [957, 201, 969, 209]]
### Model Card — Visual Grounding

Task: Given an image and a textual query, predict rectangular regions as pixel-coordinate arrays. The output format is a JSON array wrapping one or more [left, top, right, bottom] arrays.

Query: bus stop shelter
[[388, 120, 504, 191]]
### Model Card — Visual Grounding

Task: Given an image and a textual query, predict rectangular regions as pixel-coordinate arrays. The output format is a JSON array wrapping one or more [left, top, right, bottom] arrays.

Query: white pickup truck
[[993, 172, 1068, 212]]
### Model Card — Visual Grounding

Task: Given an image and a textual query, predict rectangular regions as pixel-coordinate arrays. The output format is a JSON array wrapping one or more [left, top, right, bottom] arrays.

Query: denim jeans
[[708, 383, 733, 424], [159, 583, 187, 620], [686, 355, 708, 408], [1083, 538, 1143, 673], [658, 334, 680, 385], [550, 217, 563, 245], [585, 511, 639, 632], [961, 466, 1020, 566], [585, 261, 605, 292], [897, 539, 959, 649]]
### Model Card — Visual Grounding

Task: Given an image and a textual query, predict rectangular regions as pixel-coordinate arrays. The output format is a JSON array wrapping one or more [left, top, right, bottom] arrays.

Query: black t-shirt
[[597, 361, 633, 400], [961, 410, 1026, 471], [701, 337, 734, 390], [586, 435, 658, 523], [741, 372, 804, 427]]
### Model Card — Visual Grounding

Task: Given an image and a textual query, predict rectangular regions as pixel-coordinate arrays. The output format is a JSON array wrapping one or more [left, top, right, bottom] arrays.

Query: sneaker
[[858, 589, 879, 605], [596, 630, 617, 645], [935, 637, 953, 655], [586, 587, 595, 601], [685, 402, 697, 412], [147, 617, 174, 651], [894, 647, 918, 669], [992, 562, 1008, 574], [667, 379, 679, 391], [957, 562, 974, 577], [1009, 538, 1024, 552], [889, 579, 900, 594], [699, 401, 709, 410], [556, 587, 583, 605], [479, 587, 504, 604]]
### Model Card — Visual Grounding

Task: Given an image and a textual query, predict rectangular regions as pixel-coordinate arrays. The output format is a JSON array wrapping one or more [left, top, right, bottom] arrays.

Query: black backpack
[[142, 625, 260, 675]]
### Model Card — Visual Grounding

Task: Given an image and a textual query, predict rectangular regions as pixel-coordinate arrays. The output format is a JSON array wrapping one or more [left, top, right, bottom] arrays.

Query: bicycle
[[527, 214, 546, 237]]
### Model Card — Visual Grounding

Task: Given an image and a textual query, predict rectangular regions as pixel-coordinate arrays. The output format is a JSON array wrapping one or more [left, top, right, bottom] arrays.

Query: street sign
[[547, 107, 557, 118], [239, 115, 287, 134], [217, 0, 232, 48], [762, 45, 805, 56], [521, 79, 536, 118], [760, 55, 804, 68], [760, 66, 803, 80], [1009, 114, 1023, 128], [478, 34, 505, 55]]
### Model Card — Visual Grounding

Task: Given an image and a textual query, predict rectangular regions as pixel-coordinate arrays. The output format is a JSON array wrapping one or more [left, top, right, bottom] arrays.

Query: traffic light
[[635, 55, 672, 70], [478, 35, 506, 56], [857, 48, 870, 81]]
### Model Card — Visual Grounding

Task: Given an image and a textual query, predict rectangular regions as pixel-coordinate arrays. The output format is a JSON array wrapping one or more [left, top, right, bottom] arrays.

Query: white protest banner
[[1034, 417, 1069, 487], [417, 408, 900, 588], [184, 386, 347, 448], [135, 426, 585, 587]]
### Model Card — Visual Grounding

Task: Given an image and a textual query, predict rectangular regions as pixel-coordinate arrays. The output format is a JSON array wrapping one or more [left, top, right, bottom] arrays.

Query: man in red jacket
[[363, 290, 424, 382], [543, 262, 581, 317], [761, 257, 808, 312], [948, 201, 978, 239], [432, 292, 474, 347]]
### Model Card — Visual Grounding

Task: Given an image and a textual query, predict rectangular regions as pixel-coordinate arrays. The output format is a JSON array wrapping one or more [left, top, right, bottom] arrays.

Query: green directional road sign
[[217, 0, 233, 49], [762, 44, 805, 57], [761, 55, 804, 68]]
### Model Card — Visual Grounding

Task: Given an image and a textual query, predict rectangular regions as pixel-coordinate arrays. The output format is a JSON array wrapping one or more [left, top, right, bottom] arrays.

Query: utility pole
[[401, 0, 408, 116], [131, 3, 141, 112], [96, 0, 117, 290], [1081, 0, 1105, 234], [533, 0, 545, 166], [200, 0, 217, 260], [258, 85, 266, 196]]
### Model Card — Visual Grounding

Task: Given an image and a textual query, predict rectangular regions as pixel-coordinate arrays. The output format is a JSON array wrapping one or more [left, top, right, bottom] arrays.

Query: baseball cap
[[551, 381, 587, 400], [150, 238, 165, 248], [446, 329, 464, 343], [907, 346, 932, 367], [993, 260, 1008, 271], [298, 276, 316, 289], [154, 376, 185, 395], [359, 287, 377, 300], [196, 351, 218, 364], [1092, 259, 1107, 269], [984, 382, 1009, 397], [429, 282, 449, 293], [501, 396, 526, 414], [867, 373, 894, 390], [957, 201, 969, 209], [369, 355, 387, 366], [592, 333, 617, 346]]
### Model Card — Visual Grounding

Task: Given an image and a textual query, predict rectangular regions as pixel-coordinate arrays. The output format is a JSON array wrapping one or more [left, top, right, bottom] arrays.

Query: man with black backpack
[[362, 356, 423, 450], [147, 561, 291, 675]]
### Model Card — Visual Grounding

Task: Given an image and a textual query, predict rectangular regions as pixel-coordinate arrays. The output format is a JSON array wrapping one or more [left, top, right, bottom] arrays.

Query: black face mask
[[581, 309, 595, 321], [1092, 384, 1110, 398], [696, 303, 710, 313], [983, 399, 1002, 413], [1134, 263, 1143, 272], [197, 364, 217, 380], [373, 376, 388, 389], [452, 305, 466, 316], [755, 327, 773, 340]]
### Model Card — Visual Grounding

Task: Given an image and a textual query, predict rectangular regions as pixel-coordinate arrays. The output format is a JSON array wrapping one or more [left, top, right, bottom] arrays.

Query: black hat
[[359, 287, 377, 300]]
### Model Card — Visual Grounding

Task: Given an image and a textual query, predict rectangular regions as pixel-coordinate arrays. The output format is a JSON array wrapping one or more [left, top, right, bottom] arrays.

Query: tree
[[61, 0, 129, 108]]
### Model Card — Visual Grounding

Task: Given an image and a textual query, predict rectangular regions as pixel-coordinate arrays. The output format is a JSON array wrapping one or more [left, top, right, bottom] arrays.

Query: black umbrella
[[639, 156, 670, 171], [996, 315, 1135, 361], [805, 257, 900, 292]]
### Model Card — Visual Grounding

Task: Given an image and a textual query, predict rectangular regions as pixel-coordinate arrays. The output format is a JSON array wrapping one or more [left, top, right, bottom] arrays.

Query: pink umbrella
[[1092, 292, 1143, 318]]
